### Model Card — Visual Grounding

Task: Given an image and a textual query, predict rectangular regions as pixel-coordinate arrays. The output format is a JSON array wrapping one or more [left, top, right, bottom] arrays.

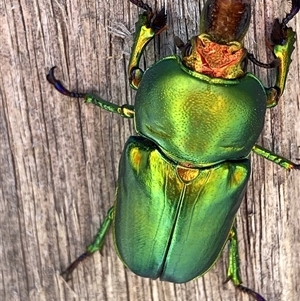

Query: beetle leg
[[252, 144, 300, 170], [60, 207, 114, 280], [265, 0, 299, 108], [226, 225, 242, 286], [226, 226, 266, 301], [46, 67, 135, 118], [237, 286, 267, 301], [86, 207, 114, 253], [266, 27, 297, 108], [128, 1, 167, 89], [282, 0, 300, 29]]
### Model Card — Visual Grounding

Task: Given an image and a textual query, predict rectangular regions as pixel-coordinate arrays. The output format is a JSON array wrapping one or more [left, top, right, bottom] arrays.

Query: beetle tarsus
[[47, 67, 86, 98], [271, 0, 300, 45], [129, 0, 152, 13], [282, 0, 300, 27], [129, 0, 167, 34], [151, 7, 167, 34], [130, 0, 166, 34], [60, 251, 91, 281], [237, 285, 266, 301]]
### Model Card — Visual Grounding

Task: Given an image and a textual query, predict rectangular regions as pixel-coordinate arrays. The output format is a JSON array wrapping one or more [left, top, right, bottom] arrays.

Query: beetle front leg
[[47, 67, 134, 118], [266, 0, 299, 108], [128, 0, 167, 89], [252, 144, 300, 170], [226, 226, 266, 301], [61, 207, 114, 280], [266, 28, 296, 108]]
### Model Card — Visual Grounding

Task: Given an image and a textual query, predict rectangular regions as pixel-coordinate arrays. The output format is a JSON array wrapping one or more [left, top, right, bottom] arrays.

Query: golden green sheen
[[113, 136, 250, 283], [134, 56, 267, 166]]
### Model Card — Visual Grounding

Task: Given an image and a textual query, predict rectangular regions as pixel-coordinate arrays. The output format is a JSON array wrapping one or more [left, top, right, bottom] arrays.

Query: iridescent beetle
[[47, 0, 300, 300]]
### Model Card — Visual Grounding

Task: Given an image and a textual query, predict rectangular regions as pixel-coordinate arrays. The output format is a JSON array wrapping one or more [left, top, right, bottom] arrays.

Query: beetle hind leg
[[60, 207, 114, 280], [237, 285, 267, 301], [226, 226, 266, 301]]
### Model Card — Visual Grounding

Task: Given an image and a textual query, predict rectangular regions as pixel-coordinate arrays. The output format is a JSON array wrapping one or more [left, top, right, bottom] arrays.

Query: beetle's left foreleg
[[226, 226, 266, 301], [60, 207, 114, 280], [128, 0, 167, 89]]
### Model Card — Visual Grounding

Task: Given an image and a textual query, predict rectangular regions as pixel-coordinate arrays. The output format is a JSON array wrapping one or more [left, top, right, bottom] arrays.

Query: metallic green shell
[[113, 136, 250, 283], [134, 56, 267, 166]]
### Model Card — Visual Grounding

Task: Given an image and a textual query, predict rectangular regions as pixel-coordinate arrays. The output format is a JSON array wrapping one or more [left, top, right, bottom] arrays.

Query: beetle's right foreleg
[[128, 0, 167, 89], [265, 26, 296, 108], [264, 0, 299, 108], [247, 1, 299, 108], [47, 67, 135, 118], [60, 207, 114, 280]]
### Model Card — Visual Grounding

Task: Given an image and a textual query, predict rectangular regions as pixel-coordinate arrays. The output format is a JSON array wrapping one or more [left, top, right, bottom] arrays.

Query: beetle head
[[177, 0, 250, 79]]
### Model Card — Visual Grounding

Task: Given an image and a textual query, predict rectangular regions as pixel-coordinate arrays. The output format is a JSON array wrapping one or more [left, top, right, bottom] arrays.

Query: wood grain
[[0, 1, 299, 300]]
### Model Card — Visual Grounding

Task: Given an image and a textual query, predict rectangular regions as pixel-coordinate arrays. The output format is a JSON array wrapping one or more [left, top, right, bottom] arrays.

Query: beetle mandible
[[47, 0, 300, 300]]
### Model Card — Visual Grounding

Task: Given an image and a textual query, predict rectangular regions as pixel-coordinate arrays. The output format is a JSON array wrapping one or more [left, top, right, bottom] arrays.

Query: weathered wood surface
[[0, 1, 299, 300]]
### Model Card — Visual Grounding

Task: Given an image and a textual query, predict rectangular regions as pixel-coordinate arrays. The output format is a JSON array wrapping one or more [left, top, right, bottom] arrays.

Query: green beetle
[[47, 0, 300, 300]]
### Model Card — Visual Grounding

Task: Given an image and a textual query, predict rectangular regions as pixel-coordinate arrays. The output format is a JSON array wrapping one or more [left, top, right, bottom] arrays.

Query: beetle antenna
[[247, 53, 279, 69]]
